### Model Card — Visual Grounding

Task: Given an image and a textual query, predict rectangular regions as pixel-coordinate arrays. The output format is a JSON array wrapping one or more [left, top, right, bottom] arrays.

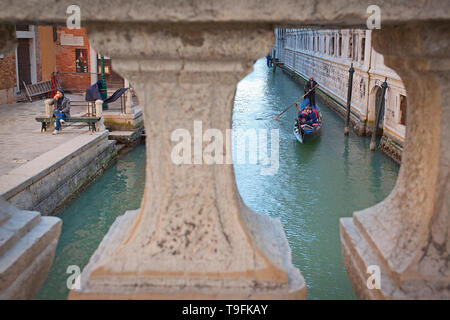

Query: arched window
[[331, 35, 335, 56], [348, 36, 352, 59], [361, 37, 366, 62]]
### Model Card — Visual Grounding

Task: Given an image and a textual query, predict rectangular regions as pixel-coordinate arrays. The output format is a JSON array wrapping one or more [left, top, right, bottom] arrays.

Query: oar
[[272, 84, 319, 120]]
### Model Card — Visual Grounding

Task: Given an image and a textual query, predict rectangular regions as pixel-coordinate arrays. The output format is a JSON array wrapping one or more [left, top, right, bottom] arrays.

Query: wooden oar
[[272, 84, 319, 120]]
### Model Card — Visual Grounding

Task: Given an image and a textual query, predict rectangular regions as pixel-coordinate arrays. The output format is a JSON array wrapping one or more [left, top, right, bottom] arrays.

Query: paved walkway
[[0, 94, 96, 176]]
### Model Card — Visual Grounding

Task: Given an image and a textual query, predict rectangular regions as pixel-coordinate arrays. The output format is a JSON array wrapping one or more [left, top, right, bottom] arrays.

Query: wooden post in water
[[344, 63, 355, 135], [370, 78, 388, 151], [100, 55, 108, 110]]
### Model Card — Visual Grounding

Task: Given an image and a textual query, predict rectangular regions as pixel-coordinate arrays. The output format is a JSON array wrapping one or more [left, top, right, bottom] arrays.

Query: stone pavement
[[0, 94, 99, 176]]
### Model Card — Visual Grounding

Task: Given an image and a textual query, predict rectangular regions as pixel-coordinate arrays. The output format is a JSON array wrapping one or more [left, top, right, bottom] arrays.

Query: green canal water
[[35, 144, 146, 300], [36, 58, 399, 300]]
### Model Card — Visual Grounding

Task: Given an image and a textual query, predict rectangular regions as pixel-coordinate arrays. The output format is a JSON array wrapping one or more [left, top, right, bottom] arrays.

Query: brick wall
[[55, 27, 91, 93], [0, 52, 17, 104]]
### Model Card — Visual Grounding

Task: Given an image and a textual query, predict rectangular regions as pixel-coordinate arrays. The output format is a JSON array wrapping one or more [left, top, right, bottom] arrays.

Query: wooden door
[[17, 38, 31, 89]]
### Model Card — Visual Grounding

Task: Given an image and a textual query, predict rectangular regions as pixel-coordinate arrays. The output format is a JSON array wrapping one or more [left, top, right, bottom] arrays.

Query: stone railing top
[[0, 0, 449, 26]]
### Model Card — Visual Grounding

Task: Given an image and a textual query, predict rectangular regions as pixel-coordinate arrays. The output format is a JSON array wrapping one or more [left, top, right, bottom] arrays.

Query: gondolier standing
[[305, 76, 318, 108]]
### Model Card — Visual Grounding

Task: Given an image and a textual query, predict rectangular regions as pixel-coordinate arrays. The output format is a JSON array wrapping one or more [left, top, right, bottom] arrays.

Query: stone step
[[0, 200, 41, 257], [0, 215, 61, 298]]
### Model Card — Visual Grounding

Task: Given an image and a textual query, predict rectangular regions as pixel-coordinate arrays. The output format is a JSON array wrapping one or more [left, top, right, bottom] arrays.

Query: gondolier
[[305, 76, 318, 107]]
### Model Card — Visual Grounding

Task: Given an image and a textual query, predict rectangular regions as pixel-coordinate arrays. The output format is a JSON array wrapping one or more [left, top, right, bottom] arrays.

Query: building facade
[[55, 26, 125, 93], [274, 28, 406, 161], [0, 25, 47, 104], [0, 25, 126, 104]]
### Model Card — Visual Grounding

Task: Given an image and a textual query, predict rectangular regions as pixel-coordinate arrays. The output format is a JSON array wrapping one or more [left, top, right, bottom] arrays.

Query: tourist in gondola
[[305, 108, 318, 126]]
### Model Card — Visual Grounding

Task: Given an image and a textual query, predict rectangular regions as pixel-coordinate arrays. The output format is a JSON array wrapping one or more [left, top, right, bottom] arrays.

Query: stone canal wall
[[274, 28, 406, 163], [0, 131, 117, 216], [279, 64, 368, 136]]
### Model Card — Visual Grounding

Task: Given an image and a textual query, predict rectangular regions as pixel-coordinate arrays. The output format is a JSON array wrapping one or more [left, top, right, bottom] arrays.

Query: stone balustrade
[[340, 21, 450, 299], [95, 99, 106, 132], [0, 0, 449, 300], [68, 22, 306, 299]]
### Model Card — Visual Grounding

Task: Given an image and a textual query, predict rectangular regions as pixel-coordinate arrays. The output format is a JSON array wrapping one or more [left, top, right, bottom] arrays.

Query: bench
[[35, 115, 101, 132], [23, 80, 52, 102]]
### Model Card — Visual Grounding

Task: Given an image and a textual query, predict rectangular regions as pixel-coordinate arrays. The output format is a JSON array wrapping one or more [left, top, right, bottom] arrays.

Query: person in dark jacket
[[305, 76, 318, 108], [305, 108, 318, 126], [49, 89, 71, 135], [266, 53, 272, 67]]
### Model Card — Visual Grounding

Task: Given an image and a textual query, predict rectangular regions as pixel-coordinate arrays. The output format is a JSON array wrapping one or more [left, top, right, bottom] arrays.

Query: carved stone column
[[70, 23, 305, 299], [95, 99, 105, 132], [124, 79, 133, 114], [340, 22, 450, 299]]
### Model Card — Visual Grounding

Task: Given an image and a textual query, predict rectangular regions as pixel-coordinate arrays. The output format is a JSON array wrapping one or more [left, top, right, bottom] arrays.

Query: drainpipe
[[370, 77, 388, 151], [344, 63, 355, 135]]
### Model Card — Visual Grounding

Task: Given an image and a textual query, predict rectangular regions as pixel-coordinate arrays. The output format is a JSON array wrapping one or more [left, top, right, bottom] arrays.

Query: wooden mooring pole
[[344, 63, 355, 135], [370, 78, 388, 151]]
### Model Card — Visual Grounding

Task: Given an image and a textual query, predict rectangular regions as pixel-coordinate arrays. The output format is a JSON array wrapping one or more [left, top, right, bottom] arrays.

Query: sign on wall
[[60, 34, 84, 46], [75, 48, 88, 73]]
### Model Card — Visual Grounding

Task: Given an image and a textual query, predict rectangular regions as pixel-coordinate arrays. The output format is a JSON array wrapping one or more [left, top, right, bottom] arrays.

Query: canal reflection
[[232, 58, 399, 299]]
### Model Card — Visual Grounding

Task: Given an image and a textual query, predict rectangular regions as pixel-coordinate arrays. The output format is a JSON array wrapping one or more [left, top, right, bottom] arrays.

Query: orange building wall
[[39, 26, 56, 81]]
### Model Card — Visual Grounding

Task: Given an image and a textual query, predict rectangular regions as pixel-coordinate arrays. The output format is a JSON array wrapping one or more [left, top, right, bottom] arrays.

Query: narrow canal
[[35, 145, 146, 300], [36, 58, 399, 300]]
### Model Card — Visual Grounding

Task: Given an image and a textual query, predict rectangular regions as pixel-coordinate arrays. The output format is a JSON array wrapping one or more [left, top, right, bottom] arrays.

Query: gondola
[[293, 105, 323, 144]]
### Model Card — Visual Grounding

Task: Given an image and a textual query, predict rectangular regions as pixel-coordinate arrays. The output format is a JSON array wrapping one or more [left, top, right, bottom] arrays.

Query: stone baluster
[[124, 79, 133, 114], [340, 22, 450, 299], [44, 99, 53, 117], [69, 23, 305, 299], [95, 99, 105, 132]]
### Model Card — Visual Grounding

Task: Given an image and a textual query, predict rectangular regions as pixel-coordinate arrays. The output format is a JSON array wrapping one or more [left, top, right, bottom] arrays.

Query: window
[[76, 48, 88, 73], [16, 24, 29, 31], [338, 35, 342, 56], [400, 95, 407, 125], [348, 36, 352, 58], [323, 36, 327, 54], [353, 35, 358, 61], [331, 36, 335, 56], [361, 37, 366, 62]]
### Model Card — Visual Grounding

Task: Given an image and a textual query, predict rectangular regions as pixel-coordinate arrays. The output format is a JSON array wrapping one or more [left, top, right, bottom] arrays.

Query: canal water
[[36, 58, 399, 300], [35, 145, 146, 300], [232, 59, 399, 299]]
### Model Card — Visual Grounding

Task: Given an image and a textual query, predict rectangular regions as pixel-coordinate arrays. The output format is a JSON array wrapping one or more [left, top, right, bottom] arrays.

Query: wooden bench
[[35, 115, 101, 132], [23, 81, 52, 102]]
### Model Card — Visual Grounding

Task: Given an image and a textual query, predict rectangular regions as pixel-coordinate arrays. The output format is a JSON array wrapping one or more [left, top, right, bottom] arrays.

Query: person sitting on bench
[[49, 89, 71, 135]]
